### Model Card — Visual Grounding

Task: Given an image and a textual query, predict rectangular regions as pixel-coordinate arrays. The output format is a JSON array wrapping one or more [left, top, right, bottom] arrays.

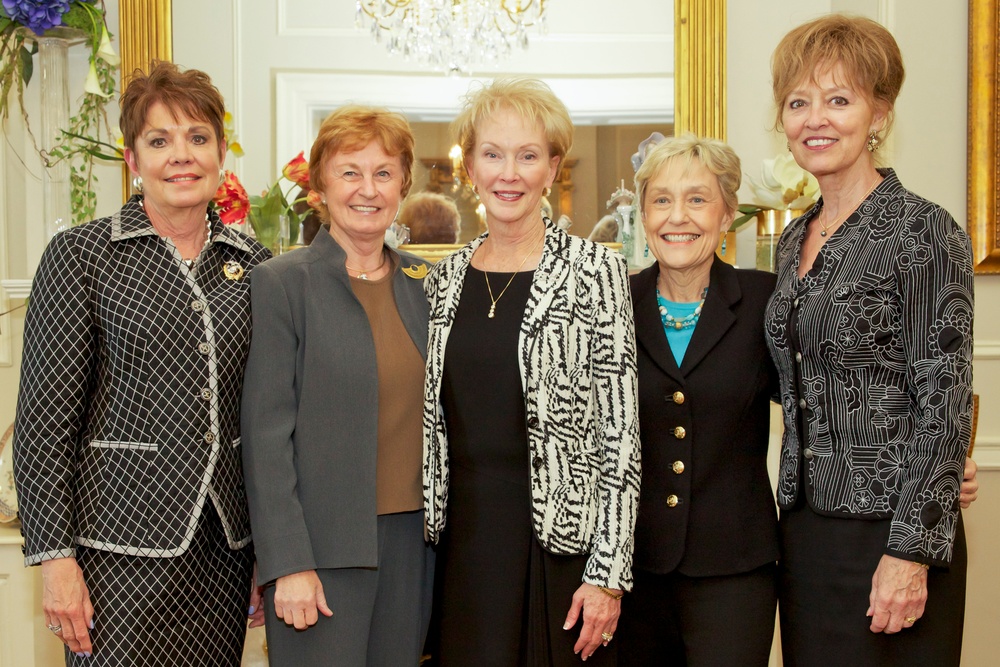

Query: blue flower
[[2, 0, 72, 35]]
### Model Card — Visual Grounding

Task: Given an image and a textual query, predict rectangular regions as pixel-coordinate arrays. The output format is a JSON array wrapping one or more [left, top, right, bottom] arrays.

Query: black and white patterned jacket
[[422, 223, 641, 590], [765, 169, 974, 565], [14, 197, 270, 565]]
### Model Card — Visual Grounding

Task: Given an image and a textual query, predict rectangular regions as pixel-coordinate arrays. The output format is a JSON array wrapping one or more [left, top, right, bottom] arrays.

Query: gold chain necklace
[[819, 174, 882, 237], [484, 234, 543, 319], [346, 250, 387, 280]]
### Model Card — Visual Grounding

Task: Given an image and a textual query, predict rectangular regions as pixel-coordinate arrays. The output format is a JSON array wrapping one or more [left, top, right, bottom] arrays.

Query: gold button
[[666, 494, 679, 507], [204, 432, 215, 444], [672, 391, 685, 405], [201, 388, 212, 401], [672, 460, 685, 474], [673, 426, 686, 439]]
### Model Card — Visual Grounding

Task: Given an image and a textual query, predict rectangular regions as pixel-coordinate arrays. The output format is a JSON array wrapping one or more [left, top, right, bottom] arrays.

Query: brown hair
[[634, 133, 742, 216], [452, 77, 574, 167], [308, 105, 415, 221], [771, 14, 904, 138], [119, 61, 226, 153], [398, 192, 461, 244]]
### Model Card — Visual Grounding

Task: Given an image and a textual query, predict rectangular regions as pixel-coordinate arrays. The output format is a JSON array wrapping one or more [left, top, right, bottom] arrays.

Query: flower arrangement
[[0, 0, 118, 226], [213, 151, 316, 252], [733, 153, 819, 229]]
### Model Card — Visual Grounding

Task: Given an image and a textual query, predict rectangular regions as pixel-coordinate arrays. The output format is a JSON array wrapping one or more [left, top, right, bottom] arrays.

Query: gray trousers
[[263, 510, 434, 666]]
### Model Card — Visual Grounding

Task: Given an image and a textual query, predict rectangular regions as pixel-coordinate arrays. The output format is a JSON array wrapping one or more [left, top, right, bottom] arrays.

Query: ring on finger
[[904, 616, 917, 624], [46, 623, 63, 634], [601, 632, 613, 642]]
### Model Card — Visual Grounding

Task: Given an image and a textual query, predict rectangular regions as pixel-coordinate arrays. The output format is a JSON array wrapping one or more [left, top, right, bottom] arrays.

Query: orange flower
[[282, 151, 310, 188], [214, 170, 250, 224], [306, 188, 324, 211]]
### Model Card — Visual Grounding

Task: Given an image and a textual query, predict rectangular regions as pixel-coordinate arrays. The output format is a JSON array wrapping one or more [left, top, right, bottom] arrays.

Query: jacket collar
[[110, 195, 258, 254], [633, 255, 741, 380]]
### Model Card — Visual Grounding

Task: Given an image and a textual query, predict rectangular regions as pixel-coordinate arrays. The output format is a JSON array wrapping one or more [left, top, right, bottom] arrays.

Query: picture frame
[[968, 0, 1000, 272]]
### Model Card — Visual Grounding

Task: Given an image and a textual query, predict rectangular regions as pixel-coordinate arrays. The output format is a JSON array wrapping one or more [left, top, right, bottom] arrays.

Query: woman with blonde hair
[[423, 77, 640, 664], [765, 15, 973, 664]]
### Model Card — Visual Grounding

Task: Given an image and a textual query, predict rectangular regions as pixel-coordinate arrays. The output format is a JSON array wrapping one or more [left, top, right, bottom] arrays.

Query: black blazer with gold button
[[630, 257, 779, 577]]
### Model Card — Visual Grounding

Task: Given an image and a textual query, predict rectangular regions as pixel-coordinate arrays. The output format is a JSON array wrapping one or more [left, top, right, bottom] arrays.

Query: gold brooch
[[402, 263, 428, 279], [223, 261, 245, 280]]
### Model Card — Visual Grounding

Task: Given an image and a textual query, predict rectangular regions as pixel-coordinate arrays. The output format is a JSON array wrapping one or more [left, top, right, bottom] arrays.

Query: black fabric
[[71, 502, 253, 667], [618, 563, 776, 666], [779, 504, 966, 666], [434, 268, 615, 666]]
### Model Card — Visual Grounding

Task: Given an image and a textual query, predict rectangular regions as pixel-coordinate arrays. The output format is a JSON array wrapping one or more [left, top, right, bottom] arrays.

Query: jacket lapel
[[679, 257, 740, 375], [632, 263, 684, 383]]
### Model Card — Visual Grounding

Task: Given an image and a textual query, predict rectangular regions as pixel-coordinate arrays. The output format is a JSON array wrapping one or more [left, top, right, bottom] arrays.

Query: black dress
[[434, 267, 615, 667]]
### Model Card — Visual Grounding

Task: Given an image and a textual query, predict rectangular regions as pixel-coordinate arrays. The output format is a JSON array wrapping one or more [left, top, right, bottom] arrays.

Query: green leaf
[[19, 45, 32, 86], [61, 6, 97, 37]]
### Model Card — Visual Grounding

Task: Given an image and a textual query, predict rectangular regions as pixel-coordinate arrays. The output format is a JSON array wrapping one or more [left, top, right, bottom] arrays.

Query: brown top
[[350, 261, 425, 515]]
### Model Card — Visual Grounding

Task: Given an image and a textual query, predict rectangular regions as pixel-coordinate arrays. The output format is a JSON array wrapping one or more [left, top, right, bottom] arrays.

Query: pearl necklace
[[180, 215, 212, 268], [657, 287, 708, 331]]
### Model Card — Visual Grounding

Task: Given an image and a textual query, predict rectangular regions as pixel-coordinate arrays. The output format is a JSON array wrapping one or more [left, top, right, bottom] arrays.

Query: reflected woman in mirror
[[13, 61, 269, 665], [617, 134, 780, 666], [241, 106, 434, 665], [765, 15, 974, 665], [422, 77, 640, 665]]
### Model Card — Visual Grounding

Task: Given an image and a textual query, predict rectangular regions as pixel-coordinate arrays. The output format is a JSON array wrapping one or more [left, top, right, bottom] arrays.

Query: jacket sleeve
[[582, 252, 641, 590], [241, 261, 315, 583], [13, 232, 97, 565], [885, 206, 974, 566]]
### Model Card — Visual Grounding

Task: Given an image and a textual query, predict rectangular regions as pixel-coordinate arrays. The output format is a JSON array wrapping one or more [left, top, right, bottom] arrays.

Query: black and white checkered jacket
[[13, 197, 270, 565], [422, 223, 641, 590]]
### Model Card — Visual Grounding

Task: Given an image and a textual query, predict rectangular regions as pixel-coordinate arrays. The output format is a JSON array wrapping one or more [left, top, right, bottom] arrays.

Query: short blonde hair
[[452, 77, 574, 165], [309, 105, 415, 221], [634, 133, 742, 216], [771, 14, 904, 138]]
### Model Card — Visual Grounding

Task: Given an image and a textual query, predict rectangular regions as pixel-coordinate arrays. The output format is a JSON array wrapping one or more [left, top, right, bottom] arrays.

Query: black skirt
[[779, 502, 966, 666]]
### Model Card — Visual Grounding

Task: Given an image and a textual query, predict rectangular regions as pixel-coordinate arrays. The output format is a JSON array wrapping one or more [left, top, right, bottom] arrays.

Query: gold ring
[[601, 632, 613, 642], [904, 616, 917, 623]]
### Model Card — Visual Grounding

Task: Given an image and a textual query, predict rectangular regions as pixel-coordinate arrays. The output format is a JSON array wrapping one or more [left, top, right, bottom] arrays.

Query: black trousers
[[617, 563, 777, 666]]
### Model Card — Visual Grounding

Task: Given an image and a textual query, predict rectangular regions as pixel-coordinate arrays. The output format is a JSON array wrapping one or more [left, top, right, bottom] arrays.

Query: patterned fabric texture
[[13, 196, 271, 564], [764, 169, 974, 565], [70, 504, 253, 667], [422, 222, 641, 590]]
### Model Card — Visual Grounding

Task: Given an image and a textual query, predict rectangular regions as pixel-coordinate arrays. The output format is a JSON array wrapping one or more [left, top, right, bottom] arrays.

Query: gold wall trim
[[674, 0, 726, 139], [119, 0, 173, 200], [969, 0, 1000, 273]]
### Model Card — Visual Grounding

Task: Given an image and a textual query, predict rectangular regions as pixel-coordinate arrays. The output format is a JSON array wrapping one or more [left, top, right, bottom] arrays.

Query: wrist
[[596, 585, 623, 600]]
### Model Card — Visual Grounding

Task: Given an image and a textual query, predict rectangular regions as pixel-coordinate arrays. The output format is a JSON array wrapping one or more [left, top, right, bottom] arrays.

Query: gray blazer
[[241, 230, 430, 585]]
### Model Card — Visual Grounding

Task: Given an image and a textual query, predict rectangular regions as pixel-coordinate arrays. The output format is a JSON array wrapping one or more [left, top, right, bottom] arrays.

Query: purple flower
[[2, 0, 72, 35]]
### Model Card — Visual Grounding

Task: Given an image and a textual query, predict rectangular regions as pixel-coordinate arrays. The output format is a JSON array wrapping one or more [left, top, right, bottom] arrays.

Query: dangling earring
[[786, 141, 791, 152], [866, 130, 880, 152], [720, 235, 727, 256], [132, 176, 143, 193], [644, 243, 649, 258], [472, 184, 479, 195], [218, 168, 226, 185]]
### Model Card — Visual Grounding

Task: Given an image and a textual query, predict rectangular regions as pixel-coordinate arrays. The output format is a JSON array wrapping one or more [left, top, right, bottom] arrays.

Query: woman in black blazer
[[617, 134, 780, 666]]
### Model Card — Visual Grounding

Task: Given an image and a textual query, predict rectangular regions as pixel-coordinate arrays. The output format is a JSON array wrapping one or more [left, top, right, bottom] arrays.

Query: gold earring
[[132, 176, 143, 193], [867, 130, 880, 152], [543, 187, 551, 198]]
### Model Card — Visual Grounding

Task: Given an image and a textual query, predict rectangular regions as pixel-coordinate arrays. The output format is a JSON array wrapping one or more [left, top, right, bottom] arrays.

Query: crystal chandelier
[[356, 1, 548, 74]]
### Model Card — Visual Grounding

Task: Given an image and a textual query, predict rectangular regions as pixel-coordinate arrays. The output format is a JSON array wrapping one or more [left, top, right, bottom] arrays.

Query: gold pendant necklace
[[819, 173, 882, 237], [484, 234, 542, 319], [346, 250, 387, 280]]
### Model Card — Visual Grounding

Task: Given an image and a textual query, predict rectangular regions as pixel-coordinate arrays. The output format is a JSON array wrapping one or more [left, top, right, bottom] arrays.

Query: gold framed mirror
[[117, 1, 725, 261], [969, 0, 999, 273]]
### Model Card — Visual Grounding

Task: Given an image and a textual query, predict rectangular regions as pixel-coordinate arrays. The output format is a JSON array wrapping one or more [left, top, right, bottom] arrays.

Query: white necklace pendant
[[820, 230, 827, 237], [488, 303, 496, 319]]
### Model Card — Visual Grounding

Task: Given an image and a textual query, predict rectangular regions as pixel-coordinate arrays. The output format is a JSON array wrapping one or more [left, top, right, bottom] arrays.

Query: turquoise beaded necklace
[[656, 286, 708, 331]]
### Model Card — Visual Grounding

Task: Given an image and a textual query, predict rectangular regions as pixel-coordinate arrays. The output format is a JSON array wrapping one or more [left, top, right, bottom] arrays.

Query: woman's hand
[[960, 457, 979, 509], [248, 562, 266, 629], [273, 570, 333, 630], [41, 557, 94, 657], [867, 554, 928, 633], [563, 583, 621, 661]]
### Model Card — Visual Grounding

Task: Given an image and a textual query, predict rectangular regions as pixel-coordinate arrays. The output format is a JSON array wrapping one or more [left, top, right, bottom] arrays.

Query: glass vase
[[756, 209, 805, 272]]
